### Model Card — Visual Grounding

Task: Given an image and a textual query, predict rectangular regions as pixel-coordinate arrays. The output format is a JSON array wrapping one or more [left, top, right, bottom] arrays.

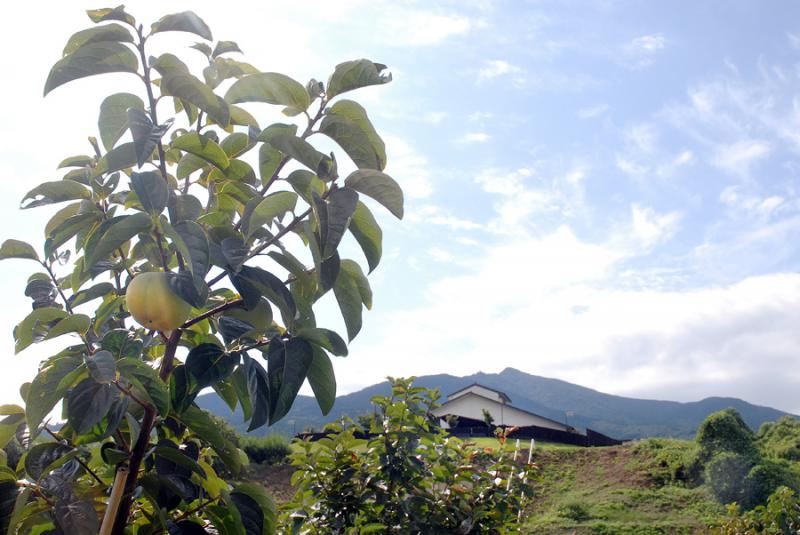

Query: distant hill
[[197, 367, 794, 439]]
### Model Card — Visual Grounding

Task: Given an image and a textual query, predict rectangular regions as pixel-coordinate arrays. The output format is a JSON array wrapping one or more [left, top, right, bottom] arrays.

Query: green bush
[[241, 434, 291, 465], [696, 408, 759, 464], [758, 416, 800, 462], [706, 452, 754, 505], [711, 486, 800, 534], [741, 459, 799, 510], [558, 501, 592, 522], [283, 378, 535, 533], [634, 438, 703, 486]]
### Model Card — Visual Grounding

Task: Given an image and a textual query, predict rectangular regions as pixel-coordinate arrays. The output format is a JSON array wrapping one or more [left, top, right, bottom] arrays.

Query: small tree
[[0, 6, 401, 534], [482, 408, 495, 429], [696, 408, 759, 464]]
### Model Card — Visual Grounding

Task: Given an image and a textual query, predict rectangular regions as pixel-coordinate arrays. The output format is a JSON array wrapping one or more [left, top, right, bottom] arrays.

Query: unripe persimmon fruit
[[126, 272, 191, 332]]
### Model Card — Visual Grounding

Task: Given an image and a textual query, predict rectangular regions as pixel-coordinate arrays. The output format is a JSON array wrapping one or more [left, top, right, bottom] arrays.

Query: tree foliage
[[284, 378, 535, 533], [696, 408, 760, 464], [0, 7, 401, 534]]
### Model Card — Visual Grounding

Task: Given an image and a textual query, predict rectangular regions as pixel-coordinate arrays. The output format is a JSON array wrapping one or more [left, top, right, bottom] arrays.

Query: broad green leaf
[[257, 123, 298, 144], [307, 346, 336, 415], [127, 109, 173, 169], [151, 11, 213, 40], [213, 378, 239, 412], [44, 41, 138, 96], [53, 498, 99, 535], [213, 41, 242, 57], [66, 378, 117, 434], [333, 264, 362, 342], [341, 258, 371, 309], [326, 59, 392, 100], [24, 443, 73, 480], [344, 169, 403, 219], [25, 356, 82, 432], [101, 329, 143, 359], [42, 314, 91, 341], [285, 169, 325, 205], [62, 23, 133, 55], [179, 406, 241, 476], [229, 104, 259, 128], [173, 221, 210, 277], [191, 42, 213, 57], [266, 337, 314, 425], [152, 445, 207, 480], [85, 211, 152, 267], [318, 188, 358, 259], [57, 155, 93, 169], [0, 240, 39, 262], [117, 358, 170, 416], [244, 354, 269, 432], [320, 99, 386, 170], [231, 366, 253, 423], [349, 201, 382, 273], [86, 350, 116, 383], [45, 202, 81, 237], [176, 153, 209, 180], [153, 54, 229, 126], [69, 282, 114, 308], [171, 132, 230, 170], [212, 159, 256, 184], [231, 266, 296, 326], [130, 171, 169, 214], [14, 307, 68, 353], [296, 327, 348, 357], [244, 191, 297, 237], [258, 144, 282, 185], [268, 135, 329, 176], [185, 344, 236, 392], [86, 6, 135, 25], [224, 73, 310, 112], [21, 181, 91, 209], [1, 484, 25, 535], [220, 132, 252, 158], [231, 483, 277, 535]]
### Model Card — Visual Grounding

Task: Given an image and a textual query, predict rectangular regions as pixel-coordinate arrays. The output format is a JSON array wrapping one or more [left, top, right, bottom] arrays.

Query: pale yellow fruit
[[126, 272, 191, 332]]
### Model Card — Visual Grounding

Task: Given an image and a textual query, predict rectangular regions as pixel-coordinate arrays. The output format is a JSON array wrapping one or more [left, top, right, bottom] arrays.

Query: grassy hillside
[[200, 367, 793, 439]]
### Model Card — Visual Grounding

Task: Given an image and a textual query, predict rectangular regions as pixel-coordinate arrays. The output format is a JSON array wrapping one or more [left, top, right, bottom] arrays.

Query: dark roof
[[447, 383, 512, 404], [439, 390, 572, 431]]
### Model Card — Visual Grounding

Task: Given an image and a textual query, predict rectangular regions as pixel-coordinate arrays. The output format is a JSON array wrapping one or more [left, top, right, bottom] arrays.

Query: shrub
[[741, 459, 799, 510], [711, 486, 800, 534], [558, 501, 592, 522], [241, 434, 291, 465], [696, 408, 760, 464], [706, 452, 754, 505], [283, 378, 535, 533], [634, 438, 703, 486], [758, 416, 800, 462]]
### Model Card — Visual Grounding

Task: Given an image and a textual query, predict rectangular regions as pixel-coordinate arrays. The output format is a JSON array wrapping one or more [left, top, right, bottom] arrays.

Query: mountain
[[197, 367, 794, 440]]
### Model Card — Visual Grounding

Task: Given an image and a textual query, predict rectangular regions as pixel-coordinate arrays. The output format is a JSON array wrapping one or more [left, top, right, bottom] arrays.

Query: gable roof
[[446, 383, 512, 404], [439, 390, 574, 432]]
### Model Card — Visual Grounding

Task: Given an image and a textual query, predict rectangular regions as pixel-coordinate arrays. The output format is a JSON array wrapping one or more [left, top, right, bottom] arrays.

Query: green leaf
[[127, 109, 173, 169], [94, 142, 142, 175], [85, 211, 152, 267], [220, 132, 252, 158], [0, 239, 39, 262], [62, 23, 134, 55], [341, 259, 371, 308], [224, 73, 310, 112], [86, 6, 135, 25], [231, 366, 253, 423], [213, 41, 242, 57], [25, 356, 82, 432], [176, 153, 209, 180], [333, 265, 363, 342], [258, 145, 282, 185], [231, 483, 277, 535], [317, 188, 358, 259], [43, 314, 91, 341], [172, 132, 230, 170], [185, 344, 236, 392], [285, 169, 325, 205], [326, 59, 392, 100], [191, 42, 213, 57], [243, 354, 269, 432], [344, 169, 404, 219], [296, 327, 348, 357], [53, 498, 99, 535], [151, 11, 213, 40], [349, 201, 382, 273], [152, 445, 207, 480], [14, 307, 68, 353], [117, 358, 170, 416], [86, 350, 116, 383], [244, 191, 297, 238], [130, 171, 169, 214], [179, 406, 241, 476], [66, 378, 117, 434], [44, 41, 138, 96], [58, 155, 94, 169], [268, 136, 329, 177], [97, 93, 144, 150], [153, 54, 229, 127], [69, 282, 114, 308], [21, 181, 91, 209], [257, 123, 298, 144], [320, 99, 386, 170], [101, 329, 143, 359], [231, 266, 296, 326], [307, 346, 336, 415], [266, 337, 314, 425], [24, 443, 73, 480], [173, 221, 210, 278]]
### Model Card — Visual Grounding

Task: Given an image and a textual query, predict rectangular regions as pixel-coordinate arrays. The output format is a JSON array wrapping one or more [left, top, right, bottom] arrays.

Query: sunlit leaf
[[326, 59, 392, 100], [44, 41, 138, 95], [0, 239, 39, 262], [224, 72, 310, 112], [62, 23, 133, 55], [21, 181, 91, 209], [344, 169, 403, 219], [151, 11, 213, 40], [320, 99, 386, 170]]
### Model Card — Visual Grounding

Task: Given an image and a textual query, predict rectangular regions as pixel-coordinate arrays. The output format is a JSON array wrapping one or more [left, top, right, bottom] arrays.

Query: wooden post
[[100, 466, 129, 535]]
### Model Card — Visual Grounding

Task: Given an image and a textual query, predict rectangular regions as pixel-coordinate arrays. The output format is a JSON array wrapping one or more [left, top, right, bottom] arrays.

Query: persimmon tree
[[0, 6, 400, 534]]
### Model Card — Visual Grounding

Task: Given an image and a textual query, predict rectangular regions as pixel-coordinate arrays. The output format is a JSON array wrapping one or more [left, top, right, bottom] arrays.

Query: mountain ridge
[[198, 367, 794, 439]]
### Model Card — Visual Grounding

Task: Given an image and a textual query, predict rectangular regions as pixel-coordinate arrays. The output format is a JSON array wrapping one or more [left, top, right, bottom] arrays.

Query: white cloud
[[388, 12, 472, 46], [622, 33, 667, 69], [468, 111, 495, 122], [577, 104, 609, 119], [406, 204, 482, 231], [478, 59, 523, 80], [457, 132, 491, 144], [712, 140, 771, 175], [383, 134, 434, 199], [616, 156, 648, 176], [427, 247, 456, 263], [630, 204, 681, 249], [422, 111, 448, 125]]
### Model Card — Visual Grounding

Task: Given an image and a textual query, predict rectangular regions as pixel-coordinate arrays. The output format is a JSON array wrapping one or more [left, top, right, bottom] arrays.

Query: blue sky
[[1, 1, 799, 414]]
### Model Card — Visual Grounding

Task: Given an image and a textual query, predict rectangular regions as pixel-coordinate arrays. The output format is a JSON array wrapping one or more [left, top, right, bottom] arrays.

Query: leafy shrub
[[696, 408, 759, 464], [706, 452, 754, 505], [741, 460, 799, 510], [711, 486, 800, 534], [241, 434, 291, 465], [634, 438, 703, 486], [557, 501, 592, 522], [283, 378, 535, 533], [758, 416, 800, 462]]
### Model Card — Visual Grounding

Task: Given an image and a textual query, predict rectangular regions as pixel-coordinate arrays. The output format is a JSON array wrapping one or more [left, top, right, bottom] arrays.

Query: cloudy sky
[[1, 1, 799, 414]]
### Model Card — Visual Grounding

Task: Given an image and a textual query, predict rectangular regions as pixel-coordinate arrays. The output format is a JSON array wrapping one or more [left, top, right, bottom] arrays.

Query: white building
[[432, 383, 574, 432]]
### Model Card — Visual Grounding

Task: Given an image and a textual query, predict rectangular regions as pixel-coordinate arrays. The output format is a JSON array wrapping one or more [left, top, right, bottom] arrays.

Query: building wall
[[433, 393, 570, 432], [448, 385, 506, 404]]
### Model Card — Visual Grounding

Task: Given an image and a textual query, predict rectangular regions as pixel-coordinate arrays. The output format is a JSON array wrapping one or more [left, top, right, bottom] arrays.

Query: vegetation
[[241, 435, 291, 465], [283, 378, 535, 533], [711, 487, 800, 534], [758, 416, 800, 462], [0, 6, 400, 534]]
